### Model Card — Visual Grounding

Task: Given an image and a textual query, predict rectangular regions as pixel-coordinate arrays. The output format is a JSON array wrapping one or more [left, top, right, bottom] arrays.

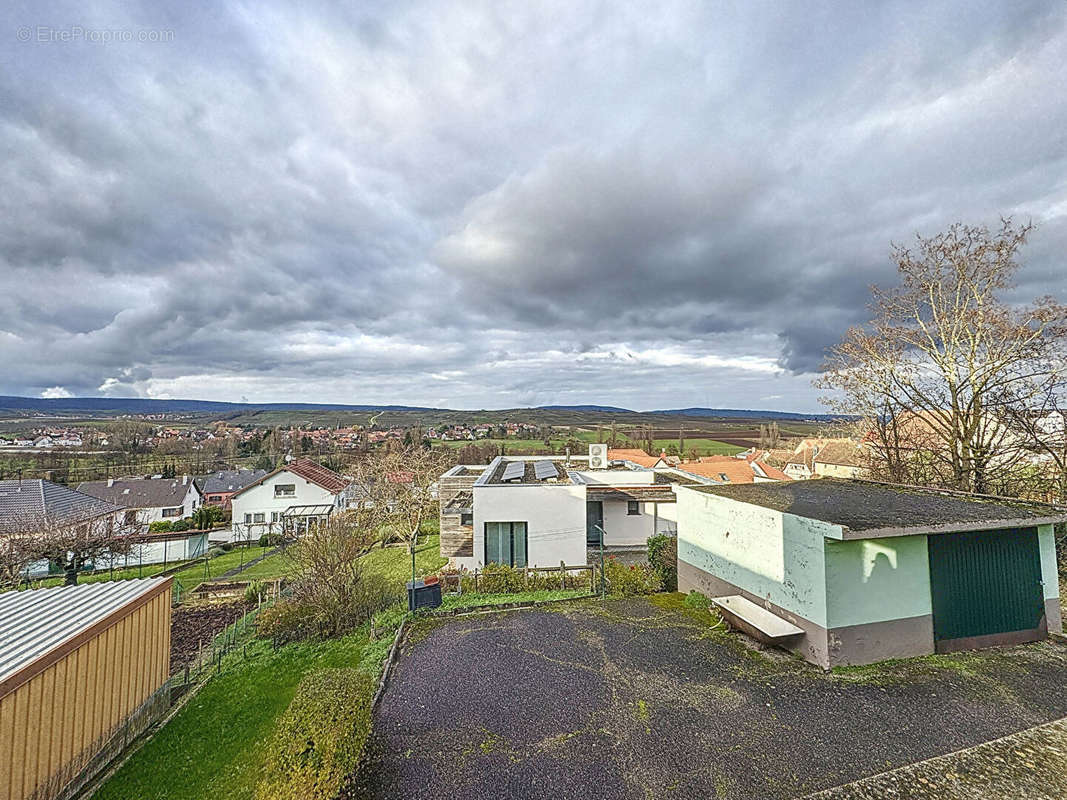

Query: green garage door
[[928, 527, 1045, 652]]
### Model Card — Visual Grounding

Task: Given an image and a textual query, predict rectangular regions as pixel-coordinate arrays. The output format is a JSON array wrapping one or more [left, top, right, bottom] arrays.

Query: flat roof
[[683, 478, 1067, 537], [0, 577, 171, 696]]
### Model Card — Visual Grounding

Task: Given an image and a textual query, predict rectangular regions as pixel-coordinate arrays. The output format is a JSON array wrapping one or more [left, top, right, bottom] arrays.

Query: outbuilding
[[0, 578, 173, 800], [676, 479, 1064, 668]]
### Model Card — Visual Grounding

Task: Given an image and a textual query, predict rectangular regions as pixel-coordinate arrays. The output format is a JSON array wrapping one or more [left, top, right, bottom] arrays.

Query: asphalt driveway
[[358, 596, 1067, 799]]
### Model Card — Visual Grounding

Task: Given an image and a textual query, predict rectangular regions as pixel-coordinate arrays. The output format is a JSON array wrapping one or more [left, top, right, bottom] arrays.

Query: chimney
[[107, 478, 114, 488]]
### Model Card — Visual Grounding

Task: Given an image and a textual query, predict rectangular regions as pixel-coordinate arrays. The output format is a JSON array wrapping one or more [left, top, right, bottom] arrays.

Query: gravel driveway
[[358, 596, 1067, 799]]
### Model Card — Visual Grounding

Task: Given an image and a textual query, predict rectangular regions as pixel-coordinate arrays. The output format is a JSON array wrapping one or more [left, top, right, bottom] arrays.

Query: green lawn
[[94, 631, 389, 800], [25, 558, 195, 590], [360, 534, 448, 587], [220, 534, 448, 586], [170, 546, 271, 593], [233, 550, 294, 581]]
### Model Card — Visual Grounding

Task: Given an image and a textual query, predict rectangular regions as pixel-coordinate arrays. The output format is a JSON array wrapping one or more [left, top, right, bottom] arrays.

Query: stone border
[[803, 714, 1067, 799], [371, 618, 408, 712]]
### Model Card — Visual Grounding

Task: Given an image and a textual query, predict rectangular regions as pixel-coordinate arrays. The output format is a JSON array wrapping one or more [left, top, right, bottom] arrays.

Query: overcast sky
[[2, 1, 1065, 412]]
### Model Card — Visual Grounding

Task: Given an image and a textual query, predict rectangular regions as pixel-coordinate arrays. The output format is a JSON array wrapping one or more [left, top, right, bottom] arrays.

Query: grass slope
[[93, 633, 379, 800]]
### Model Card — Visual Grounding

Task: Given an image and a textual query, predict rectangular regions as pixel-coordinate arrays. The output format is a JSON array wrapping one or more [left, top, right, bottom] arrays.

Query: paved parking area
[[359, 596, 1067, 800]]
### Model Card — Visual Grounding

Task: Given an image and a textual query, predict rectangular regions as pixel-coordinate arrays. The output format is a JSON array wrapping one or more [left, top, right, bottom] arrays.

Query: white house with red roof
[[228, 458, 351, 543]]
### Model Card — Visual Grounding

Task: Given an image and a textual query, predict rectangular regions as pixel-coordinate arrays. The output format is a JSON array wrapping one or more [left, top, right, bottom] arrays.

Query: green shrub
[[257, 573, 400, 643], [604, 557, 661, 596], [647, 534, 678, 592], [450, 562, 590, 595], [244, 580, 265, 605], [255, 668, 375, 800], [206, 546, 224, 559], [257, 598, 311, 643], [219, 542, 233, 552], [259, 532, 284, 547], [684, 590, 710, 610], [171, 518, 193, 532], [148, 520, 173, 533]]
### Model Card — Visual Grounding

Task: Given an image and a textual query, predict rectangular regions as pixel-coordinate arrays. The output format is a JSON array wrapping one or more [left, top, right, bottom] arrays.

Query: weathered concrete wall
[[1038, 524, 1062, 633], [823, 536, 933, 628], [676, 485, 832, 626], [823, 535, 935, 664]]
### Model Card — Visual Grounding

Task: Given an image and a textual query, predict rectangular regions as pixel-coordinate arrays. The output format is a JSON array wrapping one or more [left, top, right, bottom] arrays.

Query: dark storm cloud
[[1, 0, 1065, 411]]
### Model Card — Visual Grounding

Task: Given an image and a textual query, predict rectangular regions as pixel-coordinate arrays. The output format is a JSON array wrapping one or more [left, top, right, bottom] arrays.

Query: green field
[[651, 438, 745, 456]]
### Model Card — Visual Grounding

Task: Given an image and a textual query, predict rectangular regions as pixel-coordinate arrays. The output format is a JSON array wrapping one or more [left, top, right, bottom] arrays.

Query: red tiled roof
[[680, 455, 790, 484], [286, 459, 350, 493], [607, 449, 662, 468]]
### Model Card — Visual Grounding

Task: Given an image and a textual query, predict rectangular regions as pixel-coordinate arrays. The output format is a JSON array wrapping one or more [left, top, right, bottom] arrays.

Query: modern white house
[[438, 445, 713, 570], [677, 478, 1064, 668], [78, 476, 202, 527], [229, 458, 350, 543]]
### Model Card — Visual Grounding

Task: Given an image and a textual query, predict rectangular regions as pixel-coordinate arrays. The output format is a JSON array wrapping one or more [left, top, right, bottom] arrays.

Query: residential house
[[0, 479, 127, 577], [78, 476, 202, 528], [812, 441, 868, 479], [438, 446, 713, 570], [677, 455, 789, 484], [676, 478, 1064, 668], [607, 448, 669, 469], [229, 458, 350, 543], [197, 469, 269, 509]]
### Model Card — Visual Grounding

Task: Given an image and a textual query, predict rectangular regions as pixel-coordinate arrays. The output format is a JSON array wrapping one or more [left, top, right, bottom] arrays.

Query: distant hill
[[0, 395, 843, 423], [0, 396, 434, 415], [535, 404, 634, 413], [650, 407, 847, 422]]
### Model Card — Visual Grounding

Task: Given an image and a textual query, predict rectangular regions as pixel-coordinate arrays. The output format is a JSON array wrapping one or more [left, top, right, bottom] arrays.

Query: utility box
[[407, 578, 442, 611]]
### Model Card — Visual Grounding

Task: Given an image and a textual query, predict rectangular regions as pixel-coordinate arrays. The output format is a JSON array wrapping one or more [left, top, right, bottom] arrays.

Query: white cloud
[[40, 386, 72, 399]]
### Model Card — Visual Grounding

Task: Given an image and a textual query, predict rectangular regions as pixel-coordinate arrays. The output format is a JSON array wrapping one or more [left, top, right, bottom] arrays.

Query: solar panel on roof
[[534, 461, 557, 481], [501, 462, 525, 482]]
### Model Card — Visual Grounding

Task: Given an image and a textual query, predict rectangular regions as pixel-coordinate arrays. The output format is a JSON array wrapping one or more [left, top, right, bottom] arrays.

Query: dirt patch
[[169, 601, 250, 674]]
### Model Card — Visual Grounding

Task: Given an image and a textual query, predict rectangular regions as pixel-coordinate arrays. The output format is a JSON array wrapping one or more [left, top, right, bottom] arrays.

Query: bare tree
[[0, 533, 36, 591], [355, 447, 449, 553], [819, 220, 1067, 494], [12, 508, 140, 585], [284, 512, 382, 636], [1005, 393, 1067, 502]]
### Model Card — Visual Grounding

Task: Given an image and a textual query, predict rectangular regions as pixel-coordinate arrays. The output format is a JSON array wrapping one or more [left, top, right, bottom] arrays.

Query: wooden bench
[[711, 595, 804, 645]]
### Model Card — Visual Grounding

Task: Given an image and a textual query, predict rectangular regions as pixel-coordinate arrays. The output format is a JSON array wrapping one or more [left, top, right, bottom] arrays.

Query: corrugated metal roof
[[0, 578, 170, 688]]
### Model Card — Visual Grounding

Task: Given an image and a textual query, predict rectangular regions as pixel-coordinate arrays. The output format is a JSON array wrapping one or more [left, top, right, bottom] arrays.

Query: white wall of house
[[128, 482, 202, 526], [229, 470, 340, 542], [465, 484, 588, 570], [600, 500, 678, 545]]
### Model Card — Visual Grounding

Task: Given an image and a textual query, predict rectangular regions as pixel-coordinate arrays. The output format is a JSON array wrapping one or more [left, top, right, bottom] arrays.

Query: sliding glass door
[[484, 521, 528, 567]]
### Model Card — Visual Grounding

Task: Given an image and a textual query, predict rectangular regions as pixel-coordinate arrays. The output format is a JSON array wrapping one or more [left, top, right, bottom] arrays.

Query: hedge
[[647, 534, 677, 592], [255, 668, 375, 800]]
